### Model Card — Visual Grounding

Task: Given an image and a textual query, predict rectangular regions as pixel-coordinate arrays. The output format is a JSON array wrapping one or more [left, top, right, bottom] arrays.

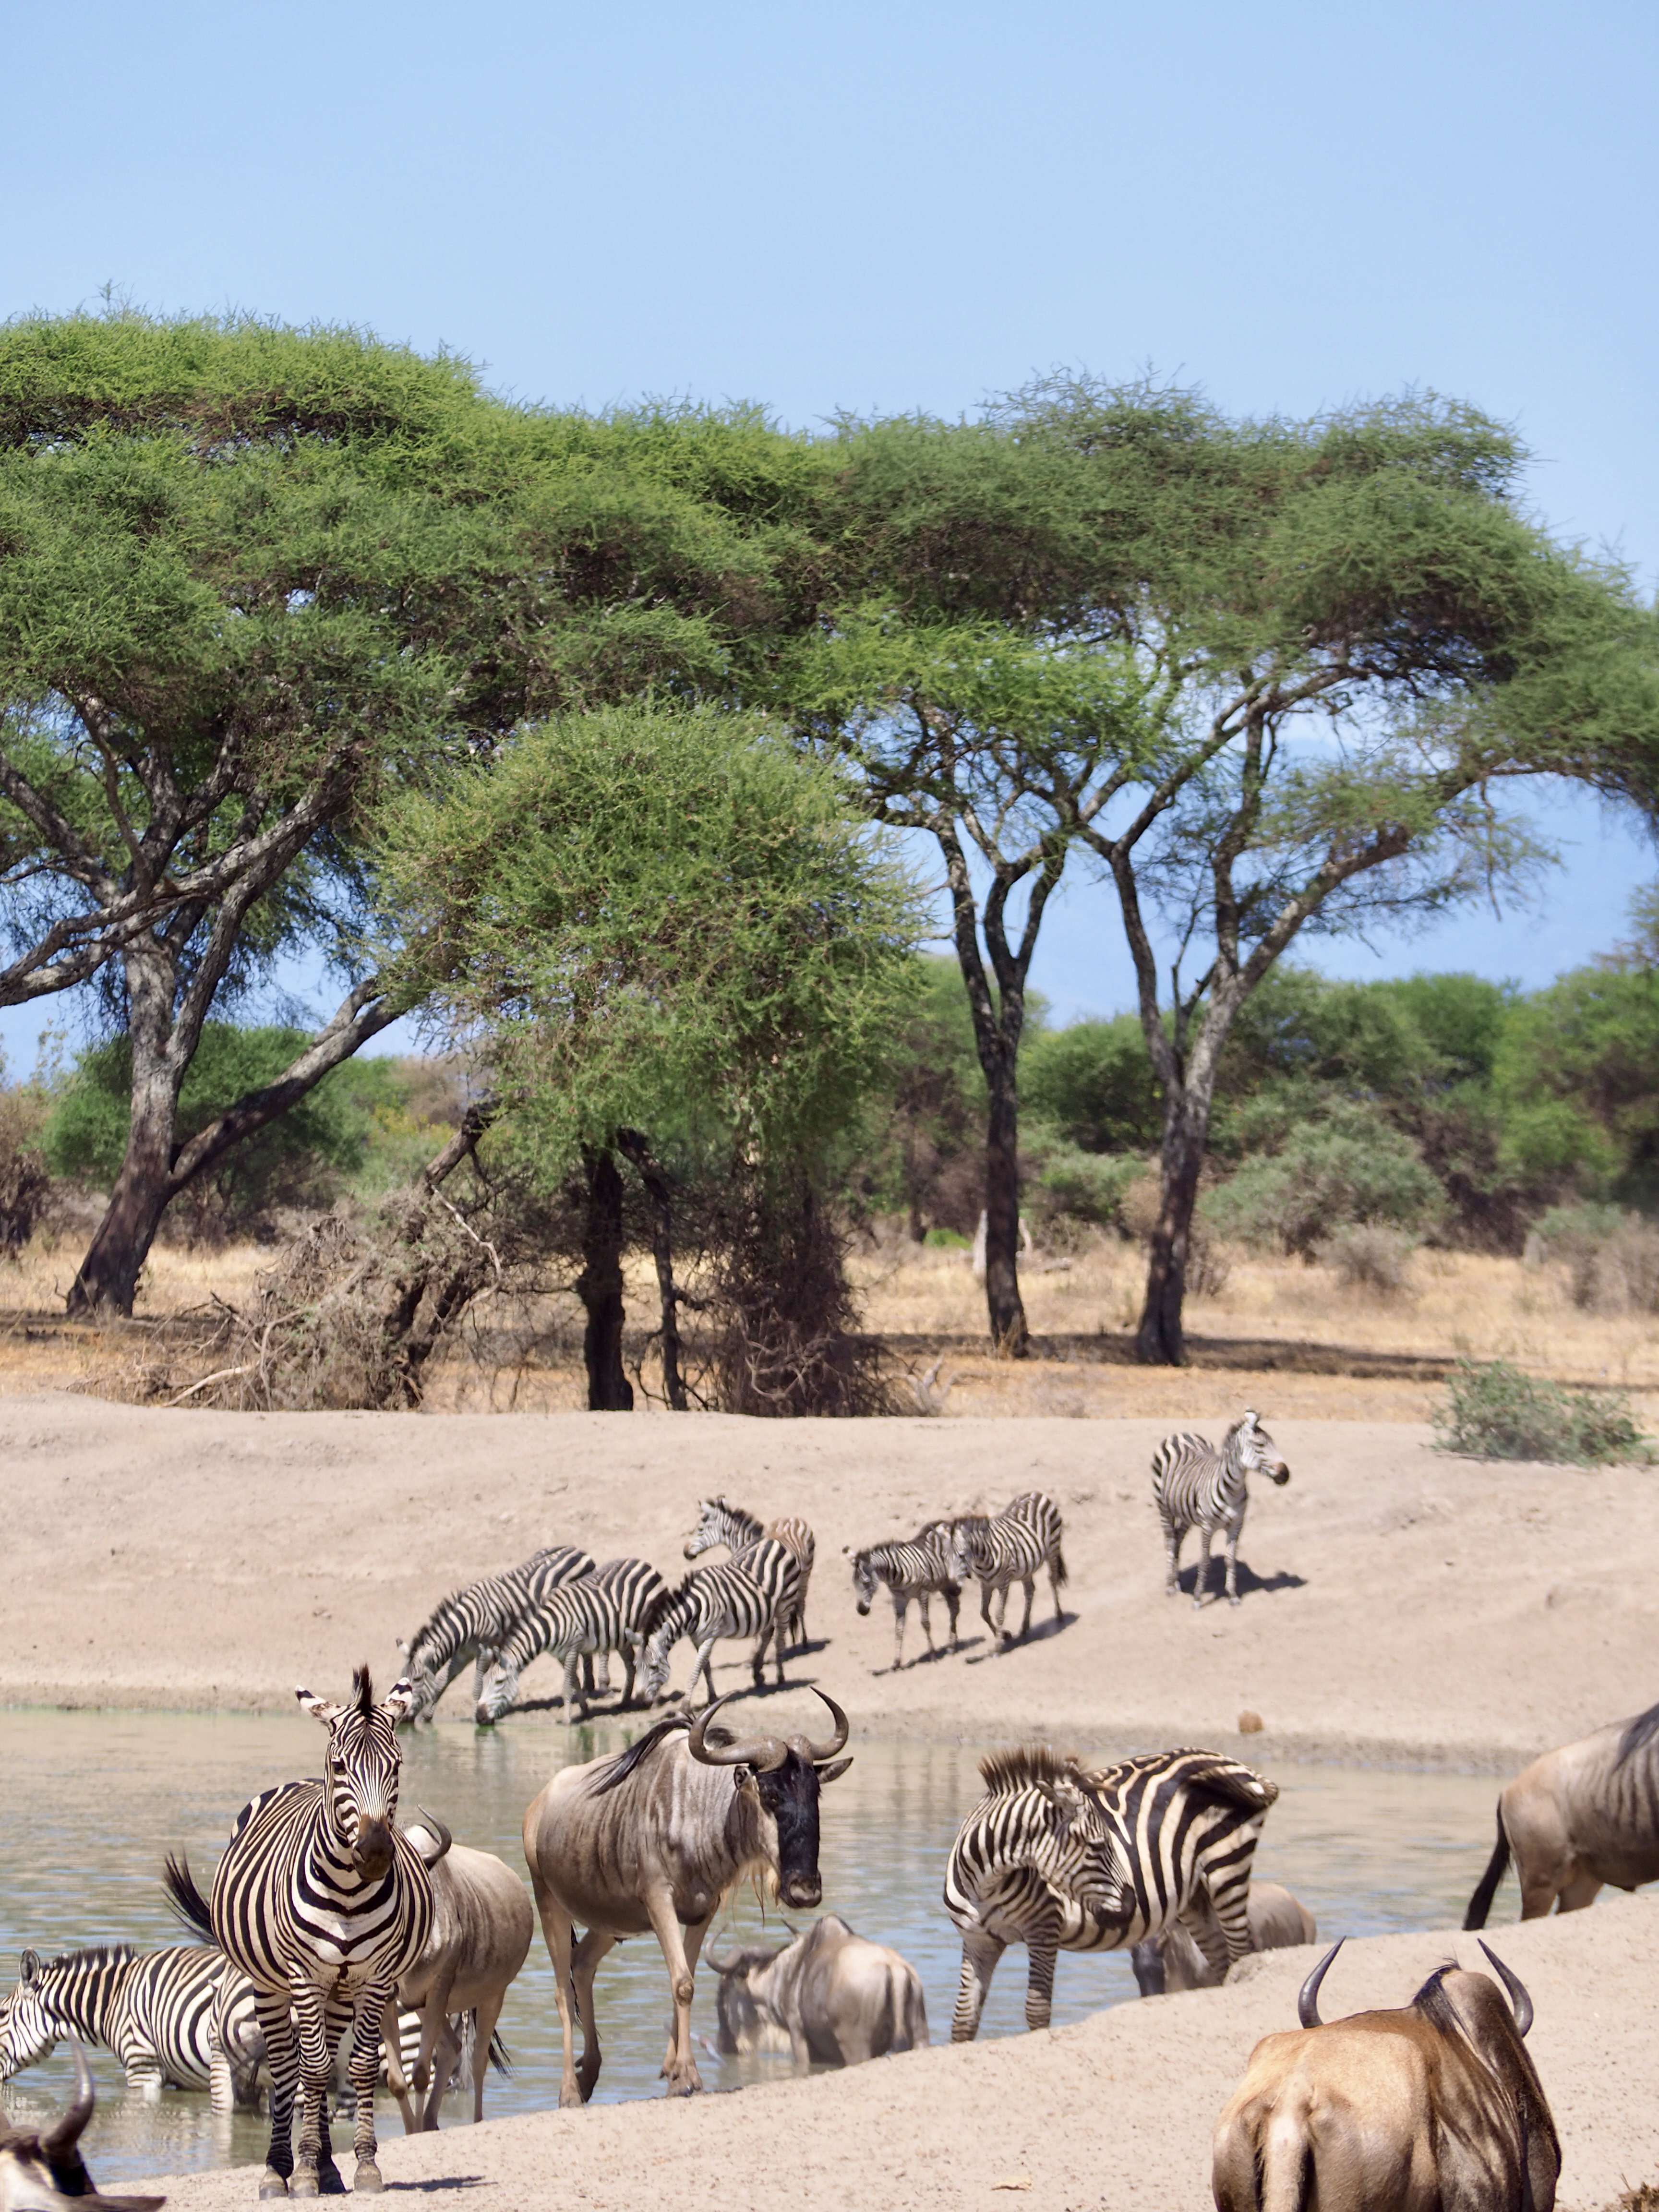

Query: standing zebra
[[845, 1522, 964, 1669], [395, 1545, 594, 1721], [960, 1491, 1067, 1644], [945, 1744, 1278, 2041], [204, 1667, 433, 2199], [473, 1578, 625, 1725], [1151, 1409, 1290, 1608], [639, 1548, 801, 1706], [591, 1557, 668, 1707], [683, 1497, 816, 1648]]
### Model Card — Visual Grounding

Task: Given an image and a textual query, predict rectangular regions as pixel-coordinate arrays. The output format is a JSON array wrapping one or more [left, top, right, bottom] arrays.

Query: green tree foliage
[[1021, 1015, 1163, 1153], [1203, 1104, 1443, 1257], [1493, 964, 1659, 1200]]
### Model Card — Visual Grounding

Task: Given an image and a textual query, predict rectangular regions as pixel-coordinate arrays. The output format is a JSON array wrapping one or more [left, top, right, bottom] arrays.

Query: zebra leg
[[255, 1987, 299, 2194], [285, 1980, 335, 2195], [1162, 1516, 1183, 1596], [694, 1632, 719, 1706], [1192, 1527, 1216, 1608], [945, 1582, 962, 1648], [346, 1983, 391, 2191], [1048, 1555, 1064, 1623], [1016, 1574, 1036, 1641], [891, 1589, 909, 1669], [950, 1927, 1006, 2043], [917, 1590, 935, 1658], [1224, 1505, 1247, 1606], [1178, 1897, 1230, 1983], [563, 1650, 585, 1721], [1023, 1930, 1060, 2031]]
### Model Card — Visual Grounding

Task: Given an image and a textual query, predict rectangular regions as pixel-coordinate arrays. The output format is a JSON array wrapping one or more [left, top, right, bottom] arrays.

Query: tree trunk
[[576, 1146, 633, 1412], [1136, 1085, 1210, 1366], [66, 955, 182, 1317], [984, 1054, 1029, 1356], [616, 1129, 687, 1411]]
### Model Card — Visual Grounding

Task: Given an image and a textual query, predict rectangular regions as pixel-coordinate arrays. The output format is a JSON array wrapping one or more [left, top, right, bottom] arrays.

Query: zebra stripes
[[206, 1668, 433, 2197], [1151, 1410, 1290, 1608], [846, 1524, 964, 1669], [592, 1557, 668, 1707], [944, 1744, 1278, 2040], [639, 1547, 802, 1706], [397, 1545, 595, 1721], [961, 1491, 1068, 1643], [0, 1944, 223, 2099], [474, 1578, 625, 1726], [683, 1496, 817, 1648]]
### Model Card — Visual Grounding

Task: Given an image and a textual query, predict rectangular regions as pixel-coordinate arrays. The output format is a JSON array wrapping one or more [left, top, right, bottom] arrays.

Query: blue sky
[[3, 0, 1655, 1063]]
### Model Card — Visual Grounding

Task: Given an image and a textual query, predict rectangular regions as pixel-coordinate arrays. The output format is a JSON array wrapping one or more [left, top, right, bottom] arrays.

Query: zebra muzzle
[[354, 1820, 394, 1879]]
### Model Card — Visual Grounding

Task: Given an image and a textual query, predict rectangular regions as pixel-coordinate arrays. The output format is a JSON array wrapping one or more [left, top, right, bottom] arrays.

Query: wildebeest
[[382, 1816, 532, 2131], [1131, 1881, 1316, 1996], [708, 1912, 928, 2068], [1465, 1697, 1659, 1925], [521, 1688, 851, 2104], [0, 2046, 164, 2212], [1212, 1938, 1559, 2212]]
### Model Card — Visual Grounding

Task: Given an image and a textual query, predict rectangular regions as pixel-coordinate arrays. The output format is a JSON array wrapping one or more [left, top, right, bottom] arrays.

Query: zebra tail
[[163, 1851, 215, 1942], [1462, 1806, 1511, 1930], [1053, 1544, 1069, 1588]]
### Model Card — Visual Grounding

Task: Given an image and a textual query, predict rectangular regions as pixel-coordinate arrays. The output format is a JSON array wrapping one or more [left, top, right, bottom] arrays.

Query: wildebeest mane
[[1615, 1698, 1659, 1767], [590, 1714, 693, 1794], [977, 1745, 1091, 1794]]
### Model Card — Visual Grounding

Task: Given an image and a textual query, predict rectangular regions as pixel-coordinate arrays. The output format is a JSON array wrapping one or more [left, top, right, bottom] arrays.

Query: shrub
[[1203, 1109, 1441, 1258], [1322, 1223, 1416, 1299], [1531, 1202, 1659, 1314], [1020, 1132, 1144, 1241], [1433, 1358, 1653, 1467]]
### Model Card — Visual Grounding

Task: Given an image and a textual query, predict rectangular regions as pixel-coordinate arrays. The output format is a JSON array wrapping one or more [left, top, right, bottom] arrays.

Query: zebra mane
[[20, 1943, 137, 1977], [977, 1744, 1092, 1795], [351, 1662, 375, 1717], [640, 1575, 697, 1636]]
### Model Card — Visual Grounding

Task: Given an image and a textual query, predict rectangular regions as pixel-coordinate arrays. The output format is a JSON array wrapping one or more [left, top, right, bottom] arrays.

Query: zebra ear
[[382, 1677, 419, 1726], [295, 1687, 342, 1725], [20, 1948, 40, 1983]]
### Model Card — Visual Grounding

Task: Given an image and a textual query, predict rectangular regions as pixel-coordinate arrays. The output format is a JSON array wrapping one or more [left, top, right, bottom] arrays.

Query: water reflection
[[0, 1708, 1528, 2186]]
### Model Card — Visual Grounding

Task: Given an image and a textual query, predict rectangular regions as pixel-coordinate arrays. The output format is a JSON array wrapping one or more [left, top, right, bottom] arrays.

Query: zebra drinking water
[[201, 1667, 433, 2200], [1150, 1409, 1290, 1608], [944, 1744, 1278, 2041], [683, 1496, 816, 1648], [396, 1545, 594, 1721], [845, 1523, 965, 1668], [473, 1577, 625, 1725], [639, 1547, 802, 1706], [960, 1491, 1067, 1644]]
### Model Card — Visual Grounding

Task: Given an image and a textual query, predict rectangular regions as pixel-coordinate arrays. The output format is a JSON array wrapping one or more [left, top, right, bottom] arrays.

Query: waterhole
[[0, 1708, 1547, 2186]]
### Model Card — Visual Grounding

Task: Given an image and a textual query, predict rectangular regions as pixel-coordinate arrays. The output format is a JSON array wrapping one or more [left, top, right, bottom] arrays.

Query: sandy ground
[[125, 1901, 1659, 2212], [3, 1395, 1656, 1766]]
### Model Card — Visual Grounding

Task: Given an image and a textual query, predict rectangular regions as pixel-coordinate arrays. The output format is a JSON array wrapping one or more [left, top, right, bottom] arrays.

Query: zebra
[[473, 1577, 625, 1725], [0, 1943, 228, 2103], [959, 1491, 1068, 1643], [1151, 1409, 1290, 1608], [845, 1522, 964, 1669], [591, 1556, 668, 1707], [944, 1744, 1279, 2041], [638, 1548, 802, 1707], [395, 1544, 595, 1721], [202, 1666, 433, 2199], [683, 1497, 816, 1648]]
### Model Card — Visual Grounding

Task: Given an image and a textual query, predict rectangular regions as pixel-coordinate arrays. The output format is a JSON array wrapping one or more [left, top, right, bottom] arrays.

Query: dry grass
[[1, 1220, 1657, 1424]]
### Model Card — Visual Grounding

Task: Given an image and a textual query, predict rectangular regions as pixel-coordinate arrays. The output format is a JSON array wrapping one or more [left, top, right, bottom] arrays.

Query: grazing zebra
[[1151, 1409, 1290, 1608], [960, 1491, 1068, 1643], [396, 1545, 595, 1721], [684, 1497, 816, 1648], [945, 1743, 1279, 2040], [203, 1667, 433, 2199], [845, 1523, 964, 1669], [473, 1577, 625, 1725], [639, 1548, 802, 1706]]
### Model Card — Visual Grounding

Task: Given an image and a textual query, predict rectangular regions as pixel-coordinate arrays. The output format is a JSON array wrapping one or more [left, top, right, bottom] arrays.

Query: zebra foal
[[1151, 1409, 1289, 1608], [684, 1496, 816, 1648], [845, 1523, 963, 1669], [945, 1744, 1278, 2041], [204, 1666, 433, 2199], [960, 1491, 1067, 1644]]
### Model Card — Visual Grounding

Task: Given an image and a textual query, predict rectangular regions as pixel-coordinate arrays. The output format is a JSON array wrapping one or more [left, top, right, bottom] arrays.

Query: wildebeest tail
[[487, 2030, 511, 2076], [896, 1964, 930, 2052], [1258, 2104, 1313, 2212], [1463, 1804, 1511, 1930], [163, 1850, 215, 1941]]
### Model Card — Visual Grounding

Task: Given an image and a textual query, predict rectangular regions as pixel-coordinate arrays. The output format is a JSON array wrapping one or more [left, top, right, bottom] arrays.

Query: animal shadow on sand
[[876, 1631, 989, 1675], [386, 2179, 490, 2193], [964, 1610, 1076, 1662], [1178, 1559, 1306, 1604]]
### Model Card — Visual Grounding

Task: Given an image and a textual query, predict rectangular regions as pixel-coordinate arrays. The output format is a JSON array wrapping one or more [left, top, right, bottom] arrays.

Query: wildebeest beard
[[755, 1756, 824, 1910]]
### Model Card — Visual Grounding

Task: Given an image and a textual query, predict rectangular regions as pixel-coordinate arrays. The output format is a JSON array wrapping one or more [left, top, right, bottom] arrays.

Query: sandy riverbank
[[124, 1901, 1659, 2212], [3, 1395, 1655, 1766]]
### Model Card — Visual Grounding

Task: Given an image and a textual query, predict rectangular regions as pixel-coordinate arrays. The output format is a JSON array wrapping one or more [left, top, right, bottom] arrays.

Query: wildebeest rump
[[1212, 1938, 1559, 2212], [521, 1688, 851, 2104], [708, 1912, 928, 2068], [1465, 1697, 1659, 1925]]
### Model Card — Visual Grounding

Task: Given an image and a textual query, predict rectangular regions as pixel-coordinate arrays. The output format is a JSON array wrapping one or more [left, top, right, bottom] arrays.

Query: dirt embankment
[[3, 1395, 1655, 1767]]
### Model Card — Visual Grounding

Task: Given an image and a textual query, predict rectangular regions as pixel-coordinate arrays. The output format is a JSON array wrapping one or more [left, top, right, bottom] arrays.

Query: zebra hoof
[[353, 2161, 384, 2194], [289, 2174, 318, 2200], [259, 2172, 289, 2200], [318, 2164, 348, 2196]]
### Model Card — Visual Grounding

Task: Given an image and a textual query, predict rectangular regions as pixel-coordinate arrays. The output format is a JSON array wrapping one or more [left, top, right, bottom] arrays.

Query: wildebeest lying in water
[[708, 1913, 928, 2068], [1130, 1881, 1316, 1996], [1, 2046, 165, 2212], [1212, 1938, 1558, 2212], [1465, 1696, 1659, 1925]]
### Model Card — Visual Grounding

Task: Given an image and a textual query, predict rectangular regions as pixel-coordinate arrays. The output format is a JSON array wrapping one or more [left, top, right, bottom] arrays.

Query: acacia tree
[[376, 699, 923, 1412], [0, 314, 812, 1313]]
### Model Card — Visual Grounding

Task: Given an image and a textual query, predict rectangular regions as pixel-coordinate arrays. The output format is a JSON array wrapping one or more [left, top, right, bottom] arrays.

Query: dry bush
[[0, 1088, 50, 1254], [1534, 1207, 1659, 1315], [1322, 1224, 1417, 1300]]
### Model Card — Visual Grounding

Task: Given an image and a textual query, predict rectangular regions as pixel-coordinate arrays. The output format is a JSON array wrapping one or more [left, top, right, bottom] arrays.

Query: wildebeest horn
[[43, 2041, 96, 2153], [411, 1807, 452, 1863], [706, 1947, 746, 1974], [797, 1688, 850, 1762], [1298, 1938, 1344, 2028], [1477, 1939, 1534, 2037], [688, 1692, 788, 1772]]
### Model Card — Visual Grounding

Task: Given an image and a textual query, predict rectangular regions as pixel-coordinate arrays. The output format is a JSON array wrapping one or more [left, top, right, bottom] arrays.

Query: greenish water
[[0, 1708, 1522, 2187]]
